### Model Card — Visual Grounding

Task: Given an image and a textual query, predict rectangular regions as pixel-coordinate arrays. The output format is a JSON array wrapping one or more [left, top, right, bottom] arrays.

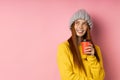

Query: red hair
[[68, 22, 100, 76]]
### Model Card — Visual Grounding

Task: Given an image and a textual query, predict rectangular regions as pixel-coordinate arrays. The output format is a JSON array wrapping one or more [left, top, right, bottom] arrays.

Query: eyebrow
[[83, 21, 87, 24]]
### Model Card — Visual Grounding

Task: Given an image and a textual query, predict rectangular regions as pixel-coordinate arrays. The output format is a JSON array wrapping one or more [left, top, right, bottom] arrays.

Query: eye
[[75, 21, 80, 25], [83, 22, 88, 26]]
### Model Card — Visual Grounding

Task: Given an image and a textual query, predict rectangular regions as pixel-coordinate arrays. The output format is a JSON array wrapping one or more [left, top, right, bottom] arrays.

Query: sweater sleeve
[[86, 46, 105, 80], [57, 43, 88, 80]]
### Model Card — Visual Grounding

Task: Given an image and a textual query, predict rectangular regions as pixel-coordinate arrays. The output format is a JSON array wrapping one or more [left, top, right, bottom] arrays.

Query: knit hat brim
[[69, 9, 93, 29]]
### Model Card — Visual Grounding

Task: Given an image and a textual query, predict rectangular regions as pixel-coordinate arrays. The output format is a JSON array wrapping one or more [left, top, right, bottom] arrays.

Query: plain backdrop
[[0, 0, 120, 80]]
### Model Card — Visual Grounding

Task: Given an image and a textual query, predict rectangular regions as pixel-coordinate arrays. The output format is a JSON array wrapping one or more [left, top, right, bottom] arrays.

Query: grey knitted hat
[[69, 9, 93, 29]]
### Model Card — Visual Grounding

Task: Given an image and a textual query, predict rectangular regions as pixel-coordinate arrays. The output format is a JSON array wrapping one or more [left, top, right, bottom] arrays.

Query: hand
[[84, 43, 94, 55]]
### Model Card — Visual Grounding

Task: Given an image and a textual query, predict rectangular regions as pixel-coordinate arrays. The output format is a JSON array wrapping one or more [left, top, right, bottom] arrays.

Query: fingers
[[84, 44, 94, 55], [84, 44, 93, 51]]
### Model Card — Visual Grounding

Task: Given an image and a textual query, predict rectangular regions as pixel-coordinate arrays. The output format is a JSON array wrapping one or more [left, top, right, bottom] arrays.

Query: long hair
[[68, 22, 100, 76]]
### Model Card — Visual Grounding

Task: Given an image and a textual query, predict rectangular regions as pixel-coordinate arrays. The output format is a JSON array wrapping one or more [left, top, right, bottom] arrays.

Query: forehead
[[75, 19, 87, 23]]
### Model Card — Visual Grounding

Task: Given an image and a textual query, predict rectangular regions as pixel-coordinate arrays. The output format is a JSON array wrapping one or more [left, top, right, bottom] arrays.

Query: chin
[[77, 33, 85, 37], [77, 34, 83, 37]]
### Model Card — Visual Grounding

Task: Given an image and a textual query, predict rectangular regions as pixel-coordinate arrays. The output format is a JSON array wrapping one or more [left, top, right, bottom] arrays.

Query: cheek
[[74, 25, 77, 30], [83, 26, 88, 31], [74, 26, 77, 32]]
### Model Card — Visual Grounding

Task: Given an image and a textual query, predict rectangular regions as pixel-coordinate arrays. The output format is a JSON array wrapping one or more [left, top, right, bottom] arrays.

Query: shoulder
[[94, 44, 101, 50], [57, 41, 71, 56], [58, 41, 70, 49], [94, 44, 103, 58]]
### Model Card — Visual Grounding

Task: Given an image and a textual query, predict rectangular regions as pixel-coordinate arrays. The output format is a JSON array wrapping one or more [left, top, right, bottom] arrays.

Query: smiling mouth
[[77, 30, 84, 34]]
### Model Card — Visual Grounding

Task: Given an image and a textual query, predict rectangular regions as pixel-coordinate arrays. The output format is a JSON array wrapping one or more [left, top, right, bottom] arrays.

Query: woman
[[57, 9, 105, 80]]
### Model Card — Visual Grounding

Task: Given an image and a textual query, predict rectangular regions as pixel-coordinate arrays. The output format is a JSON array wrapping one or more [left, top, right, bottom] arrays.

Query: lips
[[77, 30, 84, 34]]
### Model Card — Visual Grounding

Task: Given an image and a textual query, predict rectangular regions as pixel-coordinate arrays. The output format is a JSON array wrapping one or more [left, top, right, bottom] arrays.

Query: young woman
[[57, 9, 105, 80]]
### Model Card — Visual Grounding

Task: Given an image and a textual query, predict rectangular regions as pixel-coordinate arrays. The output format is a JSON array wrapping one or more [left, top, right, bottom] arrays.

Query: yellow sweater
[[57, 41, 105, 80]]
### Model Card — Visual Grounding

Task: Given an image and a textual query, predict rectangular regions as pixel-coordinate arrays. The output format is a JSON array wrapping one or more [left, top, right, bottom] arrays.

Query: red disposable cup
[[81, 41, 91, 54]]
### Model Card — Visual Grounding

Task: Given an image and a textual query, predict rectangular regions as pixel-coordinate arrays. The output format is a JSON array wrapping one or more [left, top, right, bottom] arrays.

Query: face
[[74, 19, 88, 37]]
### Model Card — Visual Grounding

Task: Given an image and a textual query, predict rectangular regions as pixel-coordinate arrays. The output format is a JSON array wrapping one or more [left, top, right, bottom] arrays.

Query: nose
[[78, 24, 83, 29]]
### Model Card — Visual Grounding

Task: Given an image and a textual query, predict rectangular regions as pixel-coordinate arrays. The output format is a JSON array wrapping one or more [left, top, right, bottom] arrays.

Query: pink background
[[0, 0, 120, 80]]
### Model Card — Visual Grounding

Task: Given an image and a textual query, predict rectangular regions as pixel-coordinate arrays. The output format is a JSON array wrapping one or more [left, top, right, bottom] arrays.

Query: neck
[[77, 37, 83, 44]]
